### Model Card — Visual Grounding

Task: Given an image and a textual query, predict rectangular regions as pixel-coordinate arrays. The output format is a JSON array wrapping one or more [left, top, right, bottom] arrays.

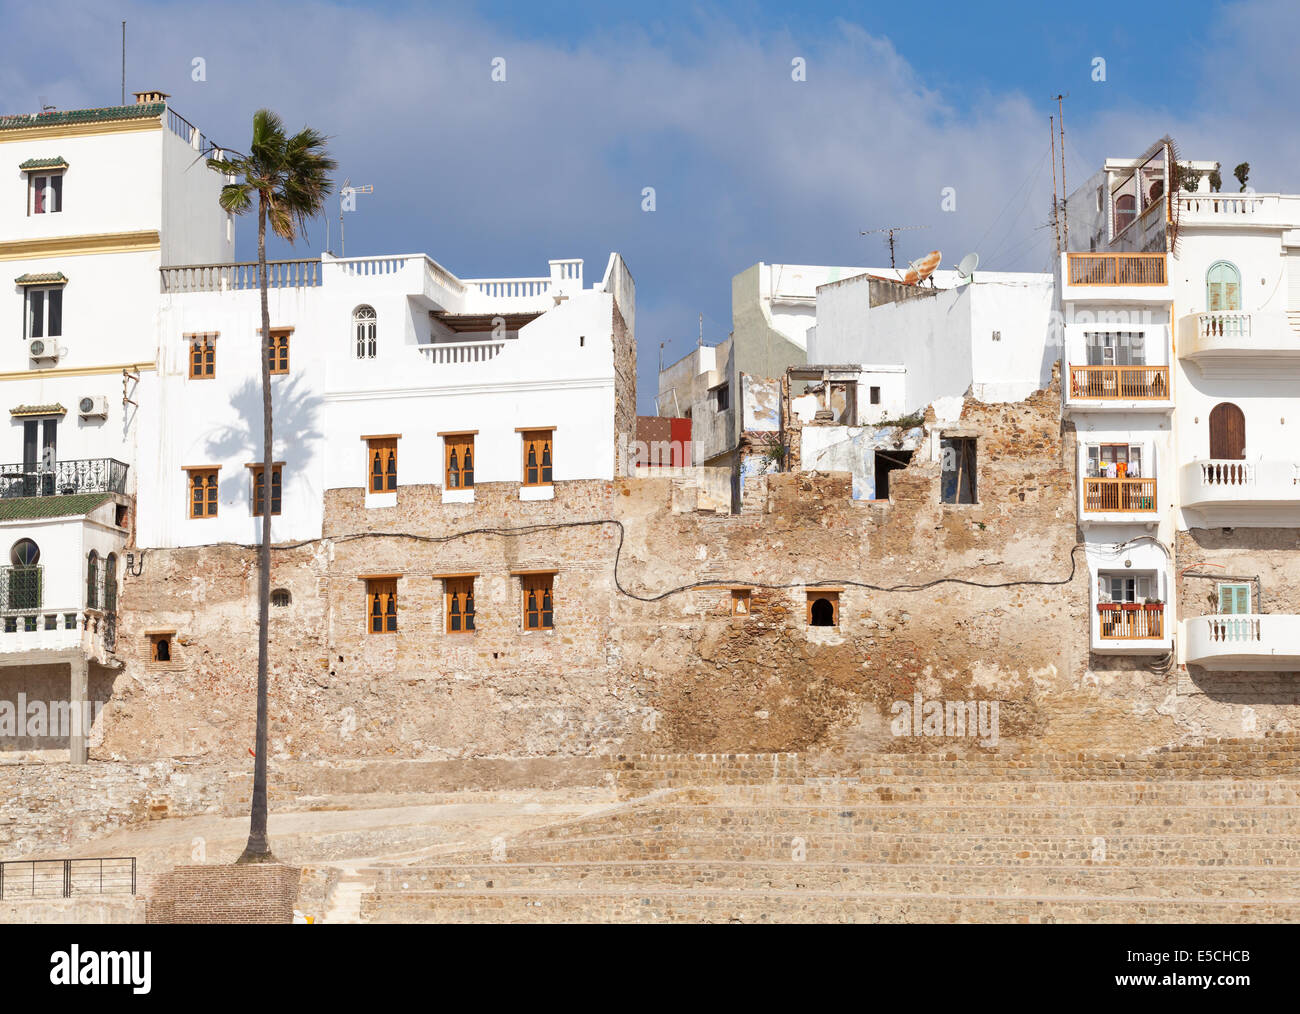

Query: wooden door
[[1209, 402, 1245, 460]]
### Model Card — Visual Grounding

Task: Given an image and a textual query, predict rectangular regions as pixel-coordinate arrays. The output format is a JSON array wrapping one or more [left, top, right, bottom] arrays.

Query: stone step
[[483, 803, 1300, 844], [437, 830, 1300, 866], [365, 860, 1300, 898], [362, 888, 1300, 924], [690, 780, 1300, 807]]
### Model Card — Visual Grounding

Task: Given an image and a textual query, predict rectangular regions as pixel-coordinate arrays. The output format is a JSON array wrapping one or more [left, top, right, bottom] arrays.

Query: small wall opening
[[806, 591, 839, 627], [271, 588, 292, 608], [874, 449, 913, 500], [149, 634, 173, 662]]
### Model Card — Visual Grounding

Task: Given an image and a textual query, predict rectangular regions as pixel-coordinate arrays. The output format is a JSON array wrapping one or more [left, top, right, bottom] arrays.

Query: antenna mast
[[1054, 93, 1069, 247], [860, 224, 930, 269], [1049, 115, 1060, 256]]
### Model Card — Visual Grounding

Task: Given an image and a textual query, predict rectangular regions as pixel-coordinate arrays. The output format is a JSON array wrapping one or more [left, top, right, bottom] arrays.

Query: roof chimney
[[132, 90, 169, 106]]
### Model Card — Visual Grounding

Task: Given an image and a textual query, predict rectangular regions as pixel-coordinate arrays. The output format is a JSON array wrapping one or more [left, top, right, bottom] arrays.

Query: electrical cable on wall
[[160, 519, 1090, 603]]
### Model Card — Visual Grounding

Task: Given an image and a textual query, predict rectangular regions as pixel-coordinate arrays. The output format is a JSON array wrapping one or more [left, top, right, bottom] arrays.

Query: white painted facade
[[808, 271, 1055, 416], [138, 252, 633, 548], [0, 94, 229, 678], [1061, 140, 1300, 668]]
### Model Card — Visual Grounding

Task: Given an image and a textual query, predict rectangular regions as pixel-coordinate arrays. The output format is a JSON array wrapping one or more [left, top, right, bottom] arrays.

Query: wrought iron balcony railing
[[0, 458, 128, 499]]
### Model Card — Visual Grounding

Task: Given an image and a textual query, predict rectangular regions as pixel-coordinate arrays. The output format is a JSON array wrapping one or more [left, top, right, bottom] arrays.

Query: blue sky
[[3, 0, 1297, 410]]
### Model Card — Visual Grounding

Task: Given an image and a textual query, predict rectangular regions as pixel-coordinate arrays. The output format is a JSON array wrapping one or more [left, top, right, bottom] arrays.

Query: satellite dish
[[902, 250, 942, 285], [954, 252, 980, 285]]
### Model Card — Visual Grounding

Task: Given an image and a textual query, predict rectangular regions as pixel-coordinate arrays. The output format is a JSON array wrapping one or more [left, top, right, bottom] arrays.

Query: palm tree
[[207, 110, 335, 863]]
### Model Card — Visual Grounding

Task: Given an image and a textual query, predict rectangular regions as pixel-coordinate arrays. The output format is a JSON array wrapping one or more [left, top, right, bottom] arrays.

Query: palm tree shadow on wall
[[204, 374, 322, 507]]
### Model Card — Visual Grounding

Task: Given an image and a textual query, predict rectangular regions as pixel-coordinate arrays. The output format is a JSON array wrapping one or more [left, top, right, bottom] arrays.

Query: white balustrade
[[416, 341, 507, 364]]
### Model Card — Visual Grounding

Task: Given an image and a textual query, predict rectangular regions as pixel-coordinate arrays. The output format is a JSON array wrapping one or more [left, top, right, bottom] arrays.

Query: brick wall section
[[146, 863, 300, 924]]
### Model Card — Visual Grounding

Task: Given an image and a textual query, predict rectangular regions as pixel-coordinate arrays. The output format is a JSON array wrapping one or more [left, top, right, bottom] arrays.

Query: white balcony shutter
[[1288, 250, 1300, 312]]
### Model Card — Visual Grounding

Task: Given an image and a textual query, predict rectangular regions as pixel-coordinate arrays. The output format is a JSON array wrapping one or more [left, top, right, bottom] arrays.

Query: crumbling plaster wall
[[95, 371, 1300, 766]]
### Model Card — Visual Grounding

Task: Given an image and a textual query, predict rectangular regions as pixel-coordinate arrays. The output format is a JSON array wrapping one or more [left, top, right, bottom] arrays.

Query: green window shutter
[[1218, 583, 1250, 615]]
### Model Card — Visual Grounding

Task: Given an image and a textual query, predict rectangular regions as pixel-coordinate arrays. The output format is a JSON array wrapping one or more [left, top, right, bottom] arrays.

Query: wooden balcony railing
[[1067, 252, 1167, 286], [1098, 603, 1164, 639], [1082, 477, 1157, 513], [1069, 365, 1169, 400]]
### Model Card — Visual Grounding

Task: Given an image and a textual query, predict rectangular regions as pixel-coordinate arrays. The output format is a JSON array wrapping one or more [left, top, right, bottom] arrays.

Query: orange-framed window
[[267, 328, 290, 375], [807, 591, 840, 627], [250, 464, 283, 516], [522, 574, 555, 630], [521, 430, 553, 486], [186, 468, 219, 518], [444, 435, 475, 489], [445, 577, 476, 633], [366, 578, 398, 634], [367, 438, 397, 493], [188, 333, 217, 379]]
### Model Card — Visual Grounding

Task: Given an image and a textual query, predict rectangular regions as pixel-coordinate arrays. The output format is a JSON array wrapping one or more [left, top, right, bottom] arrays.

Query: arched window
[[1114, 193, 1137, 234], [1207, 261, 1241, 312], [8, 539, 40, 611], [104, 553, 118, 612], [1209, 402, 1246, 460], [271, 588, 292, 607], [86, 551, 99, 609], [10, 538, 39, 566], [354, 305, 377, 359], [809, 597, 836, 626]]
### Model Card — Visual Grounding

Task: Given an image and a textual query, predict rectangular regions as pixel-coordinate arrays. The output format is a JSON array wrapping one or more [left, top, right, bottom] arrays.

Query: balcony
[[1183, 614, 1300, 671], [0, 458, 127, 499], [1080, 477, 1158, 523], [1068, 252, 1166, 285], [1181, 311, 1300, 365], [1180, 460, 1300, 509], [1093, 603, 1168, 654], [1067, 365, 1171, 410]]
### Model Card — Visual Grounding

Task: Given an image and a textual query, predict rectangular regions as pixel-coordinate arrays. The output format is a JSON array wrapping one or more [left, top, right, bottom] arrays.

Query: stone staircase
[[352, 735, 1300, 923]]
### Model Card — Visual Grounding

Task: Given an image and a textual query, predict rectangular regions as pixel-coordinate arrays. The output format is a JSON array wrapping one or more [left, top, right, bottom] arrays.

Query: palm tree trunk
[[239, 195, 275, 863]]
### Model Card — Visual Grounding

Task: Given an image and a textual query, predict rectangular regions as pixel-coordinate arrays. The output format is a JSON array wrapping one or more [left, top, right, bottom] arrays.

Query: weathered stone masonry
[[57, 368, 1299, 772]]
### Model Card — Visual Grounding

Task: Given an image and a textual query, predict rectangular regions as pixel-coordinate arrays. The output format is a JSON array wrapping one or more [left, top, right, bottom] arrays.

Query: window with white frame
[[28, 171, 63, 215], [24, 286, 63, 338], [1217, 583, 1251, 615], [1084, 331, 1145, 366], [1085, 443, 1144, 479], [1098, 572, 1158, 604], [354, 305, 377, 358]]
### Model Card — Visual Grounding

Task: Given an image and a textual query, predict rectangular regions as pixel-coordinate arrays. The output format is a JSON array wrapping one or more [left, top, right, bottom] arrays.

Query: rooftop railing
[[160, 259, 321, 294]]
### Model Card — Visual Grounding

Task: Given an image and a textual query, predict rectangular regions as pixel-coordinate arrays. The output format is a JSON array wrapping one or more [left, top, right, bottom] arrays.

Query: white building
[[1061, 138, 1300, 669], [0, 91, 230, 759], [0, 89, 636, 762], [139, 251, 635, 550]]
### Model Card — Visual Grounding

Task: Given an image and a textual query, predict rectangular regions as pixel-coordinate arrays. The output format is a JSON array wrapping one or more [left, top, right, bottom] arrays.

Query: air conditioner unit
[[79, 395, 109, 419], [28, 338, 59, 361]]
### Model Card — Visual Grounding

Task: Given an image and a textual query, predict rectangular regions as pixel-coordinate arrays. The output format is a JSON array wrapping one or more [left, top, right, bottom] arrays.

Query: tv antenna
[[860, 225, 930, 268], [1052, 93, 1069, 247], [337, 177, 373, 257]]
